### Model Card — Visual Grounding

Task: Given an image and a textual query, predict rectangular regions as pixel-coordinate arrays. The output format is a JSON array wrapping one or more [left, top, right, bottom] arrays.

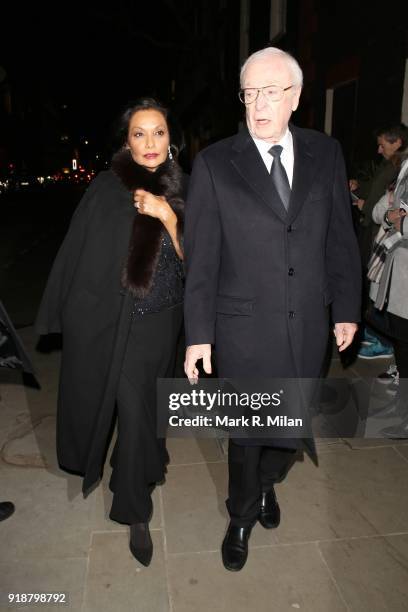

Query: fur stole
[[111, 148, 184, 298]]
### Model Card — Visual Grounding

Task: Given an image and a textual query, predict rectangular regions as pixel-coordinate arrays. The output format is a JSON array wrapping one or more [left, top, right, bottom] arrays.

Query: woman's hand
[[134, 189, 173, 222], [134, 189, 183, 260]]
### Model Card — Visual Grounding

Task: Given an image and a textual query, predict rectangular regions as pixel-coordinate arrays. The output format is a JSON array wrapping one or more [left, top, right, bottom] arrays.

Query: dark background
[[0, 0, 407, 325]]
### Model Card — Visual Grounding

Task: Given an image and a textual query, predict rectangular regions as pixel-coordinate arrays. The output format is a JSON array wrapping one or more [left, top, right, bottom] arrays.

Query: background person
[[352, 124, 408, 359], [368, 150, 408, 437]]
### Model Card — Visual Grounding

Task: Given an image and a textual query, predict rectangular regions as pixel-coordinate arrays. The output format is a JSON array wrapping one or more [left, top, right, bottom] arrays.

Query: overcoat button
[[288, 268, 294, 276], [289, 311, 295, 318]]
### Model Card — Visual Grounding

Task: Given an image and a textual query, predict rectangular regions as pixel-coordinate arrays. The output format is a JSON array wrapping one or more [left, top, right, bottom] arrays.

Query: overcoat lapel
[[230, 129, 288, 222], [230, 126, 317, 224], [287, 125, 316, 224]]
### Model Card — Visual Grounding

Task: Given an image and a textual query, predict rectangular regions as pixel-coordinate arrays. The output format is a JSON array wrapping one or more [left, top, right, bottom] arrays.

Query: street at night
[[1, 185, 83, 327], [1, 1, 408, 611]]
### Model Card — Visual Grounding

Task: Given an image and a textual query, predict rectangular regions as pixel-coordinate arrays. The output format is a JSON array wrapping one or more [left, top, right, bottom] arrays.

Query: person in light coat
[[370, 153, 408, 436]]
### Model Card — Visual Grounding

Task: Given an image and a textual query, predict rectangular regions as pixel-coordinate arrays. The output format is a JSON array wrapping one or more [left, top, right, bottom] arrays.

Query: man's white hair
[[240, 47, 303, 88]]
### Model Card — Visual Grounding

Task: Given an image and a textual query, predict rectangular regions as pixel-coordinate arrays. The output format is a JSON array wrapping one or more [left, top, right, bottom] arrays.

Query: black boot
[[259, 487, 280, 529], [0, 501, 15, 522], [221, 522, 252, 571], [129, 523, 153, 567]]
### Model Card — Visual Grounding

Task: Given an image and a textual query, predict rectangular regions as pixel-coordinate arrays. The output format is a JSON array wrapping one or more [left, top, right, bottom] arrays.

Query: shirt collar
[[251, 127, 292, 155]]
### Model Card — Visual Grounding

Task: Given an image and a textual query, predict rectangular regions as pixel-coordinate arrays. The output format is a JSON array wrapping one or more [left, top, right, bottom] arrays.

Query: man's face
[[242, 57, 301, 143], [377, 135, 402, 160]]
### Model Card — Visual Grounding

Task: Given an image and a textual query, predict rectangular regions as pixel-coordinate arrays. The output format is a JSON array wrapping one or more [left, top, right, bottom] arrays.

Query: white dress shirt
[[251, 128, 294, 187]]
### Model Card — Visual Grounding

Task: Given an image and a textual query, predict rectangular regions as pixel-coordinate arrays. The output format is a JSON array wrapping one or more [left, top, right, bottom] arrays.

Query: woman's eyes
[[132, 130, 166, 138]]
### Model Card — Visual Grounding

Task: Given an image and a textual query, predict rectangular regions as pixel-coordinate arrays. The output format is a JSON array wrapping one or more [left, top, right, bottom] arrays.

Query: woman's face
[[126, 109, 170, 171]]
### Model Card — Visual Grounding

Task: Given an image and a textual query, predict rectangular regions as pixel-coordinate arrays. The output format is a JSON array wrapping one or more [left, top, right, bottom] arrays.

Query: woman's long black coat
[[36, 171, 146, 492]]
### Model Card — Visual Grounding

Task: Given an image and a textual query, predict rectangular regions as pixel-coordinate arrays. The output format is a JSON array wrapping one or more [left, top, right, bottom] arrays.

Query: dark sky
[[3, 3, 188, 140]]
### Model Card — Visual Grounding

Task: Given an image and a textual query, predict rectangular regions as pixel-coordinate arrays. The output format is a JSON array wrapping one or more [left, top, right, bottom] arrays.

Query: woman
[[368, 149, 408, 437], [35, 98, 186, 565]]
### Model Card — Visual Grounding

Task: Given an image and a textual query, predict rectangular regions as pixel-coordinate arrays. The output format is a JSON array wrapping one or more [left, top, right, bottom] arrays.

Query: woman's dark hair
[[112, 97, 184, 157]]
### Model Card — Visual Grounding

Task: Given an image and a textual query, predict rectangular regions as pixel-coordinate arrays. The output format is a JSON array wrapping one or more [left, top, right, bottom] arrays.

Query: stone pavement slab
[[319, 534, 408, 612], [0, 557, 87, 612], [166, 543, 347, 612], [1, 327, 408, 611], [82, 530, 169, 612]]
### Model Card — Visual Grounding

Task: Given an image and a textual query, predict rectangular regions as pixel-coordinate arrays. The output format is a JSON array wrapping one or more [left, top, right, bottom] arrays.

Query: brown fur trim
[[111, 148, 184, 297]]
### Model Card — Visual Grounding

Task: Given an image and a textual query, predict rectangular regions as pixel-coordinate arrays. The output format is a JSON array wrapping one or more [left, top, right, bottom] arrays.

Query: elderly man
[[184, 47, 361, 571]]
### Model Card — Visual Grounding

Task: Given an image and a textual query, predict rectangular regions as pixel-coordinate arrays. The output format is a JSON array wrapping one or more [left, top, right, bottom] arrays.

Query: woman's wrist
[[160, 204, 177, 227]]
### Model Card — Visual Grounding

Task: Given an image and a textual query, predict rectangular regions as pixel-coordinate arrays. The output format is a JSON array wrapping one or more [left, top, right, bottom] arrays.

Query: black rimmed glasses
[[238, 84, 293, 105]]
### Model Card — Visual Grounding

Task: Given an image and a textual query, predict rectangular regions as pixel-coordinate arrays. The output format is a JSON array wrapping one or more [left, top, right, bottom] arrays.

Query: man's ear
[[291, 87, 302, 112]]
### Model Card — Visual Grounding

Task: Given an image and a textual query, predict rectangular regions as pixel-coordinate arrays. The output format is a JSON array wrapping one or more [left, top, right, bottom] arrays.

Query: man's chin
[[253, 129, 278, 142], [248, 121, 278, 142]]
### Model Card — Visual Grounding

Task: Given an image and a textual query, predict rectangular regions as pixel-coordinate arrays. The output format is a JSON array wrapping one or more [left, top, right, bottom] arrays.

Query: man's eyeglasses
[[238, 84, 293, 105]]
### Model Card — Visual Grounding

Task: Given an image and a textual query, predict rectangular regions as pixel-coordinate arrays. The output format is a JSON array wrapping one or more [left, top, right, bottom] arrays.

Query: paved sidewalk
[[1, 328, 408, 611]]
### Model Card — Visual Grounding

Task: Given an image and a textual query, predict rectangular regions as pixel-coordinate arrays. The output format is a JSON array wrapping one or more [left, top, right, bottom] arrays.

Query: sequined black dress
[[132, 232, 184, 316], [109, 230, 184, 525]]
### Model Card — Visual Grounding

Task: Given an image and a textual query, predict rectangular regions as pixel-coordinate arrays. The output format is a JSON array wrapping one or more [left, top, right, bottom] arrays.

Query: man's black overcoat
[[183, 125, 362, 452]]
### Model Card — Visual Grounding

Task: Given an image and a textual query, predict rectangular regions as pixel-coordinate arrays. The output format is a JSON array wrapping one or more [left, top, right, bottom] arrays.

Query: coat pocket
[[216, 294, 254, 316]]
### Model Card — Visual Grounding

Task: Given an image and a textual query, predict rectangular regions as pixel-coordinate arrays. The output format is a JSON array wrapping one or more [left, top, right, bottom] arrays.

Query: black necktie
[[268, 145, 291, 211]]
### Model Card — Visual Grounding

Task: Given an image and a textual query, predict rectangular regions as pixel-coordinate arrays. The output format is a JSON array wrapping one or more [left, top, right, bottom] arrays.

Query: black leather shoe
[[380, 414, 408, 439], [221, 523, 252, 571], [0, 501, 15, 522], [129, 523, 153, 567], [259, 488, 280, 529]]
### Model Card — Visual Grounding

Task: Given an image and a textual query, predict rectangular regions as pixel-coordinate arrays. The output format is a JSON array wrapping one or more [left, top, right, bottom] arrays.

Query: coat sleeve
[[372, 193, 388, 226], [34, 175, 103, 335], [326, 141, 362, 323], [183, 153, 221, 345]]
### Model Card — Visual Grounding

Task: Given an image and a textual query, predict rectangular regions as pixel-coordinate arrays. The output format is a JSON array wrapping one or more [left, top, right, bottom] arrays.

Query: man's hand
[[184, 344, 212, 383], [334, 322, 358, 352], [386, 208, 406, 231]]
